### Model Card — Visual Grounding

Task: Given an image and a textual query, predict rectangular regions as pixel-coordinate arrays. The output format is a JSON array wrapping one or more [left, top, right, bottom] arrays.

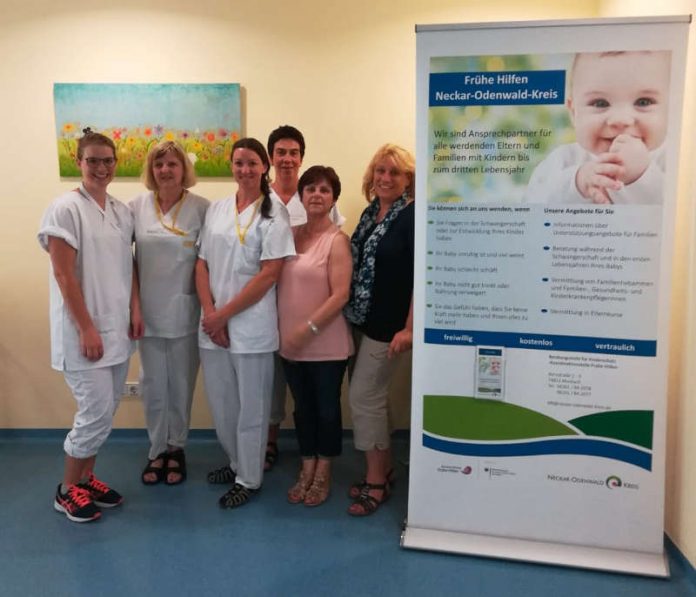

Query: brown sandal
[[304, 473, 330, 507], [347, 482, 390, 517], [287, 469, 314, 504]]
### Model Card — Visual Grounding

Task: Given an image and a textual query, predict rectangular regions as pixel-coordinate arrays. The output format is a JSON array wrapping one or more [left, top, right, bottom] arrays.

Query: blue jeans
[[281, 359, 348, 458]]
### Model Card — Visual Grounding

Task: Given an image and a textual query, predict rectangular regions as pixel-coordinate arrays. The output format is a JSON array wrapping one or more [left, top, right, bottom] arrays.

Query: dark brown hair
[[231, 137, 272, 218], [298, 165, 341, 201], [267, 125, 305, 158]]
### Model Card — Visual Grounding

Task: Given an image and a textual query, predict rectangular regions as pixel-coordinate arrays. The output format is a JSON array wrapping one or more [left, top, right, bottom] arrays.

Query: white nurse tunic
[[198, 195, 294, 489], [38, 184, 135, 372], [130, 190, 210, 458], [197, 195, 295, 353], [130, 190, 209, 337]]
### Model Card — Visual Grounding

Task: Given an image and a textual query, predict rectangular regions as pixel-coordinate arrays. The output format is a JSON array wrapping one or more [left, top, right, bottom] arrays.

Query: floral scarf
[[344, 194, 409, 325]]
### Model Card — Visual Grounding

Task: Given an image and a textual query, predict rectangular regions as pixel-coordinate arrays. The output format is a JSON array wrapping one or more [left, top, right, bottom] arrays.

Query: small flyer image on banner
[[474, 346, 505, 399]]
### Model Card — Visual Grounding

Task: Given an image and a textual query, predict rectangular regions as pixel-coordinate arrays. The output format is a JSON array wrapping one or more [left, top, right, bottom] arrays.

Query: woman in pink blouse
[[277, 166, 353, 507]]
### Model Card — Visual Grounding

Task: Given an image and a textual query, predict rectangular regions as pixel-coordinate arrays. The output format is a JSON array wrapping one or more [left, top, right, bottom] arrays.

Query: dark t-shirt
[[357, 201, 415, 342]]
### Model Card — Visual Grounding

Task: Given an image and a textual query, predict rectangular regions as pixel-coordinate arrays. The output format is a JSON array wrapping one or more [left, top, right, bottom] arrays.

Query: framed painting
[[54, 83, 241, 177]]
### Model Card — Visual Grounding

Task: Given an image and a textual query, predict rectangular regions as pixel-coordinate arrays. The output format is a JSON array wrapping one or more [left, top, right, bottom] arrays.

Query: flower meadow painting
[[54, 83, 241, 177]]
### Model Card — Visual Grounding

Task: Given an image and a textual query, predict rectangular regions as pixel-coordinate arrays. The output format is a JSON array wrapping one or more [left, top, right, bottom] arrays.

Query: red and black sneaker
[[78, 474, 123, 508], [54, 484, 101, 523]]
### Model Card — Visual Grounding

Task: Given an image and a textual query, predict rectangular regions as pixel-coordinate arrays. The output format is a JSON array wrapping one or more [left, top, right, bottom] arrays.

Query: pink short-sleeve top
[[277, 226, 354, 361]]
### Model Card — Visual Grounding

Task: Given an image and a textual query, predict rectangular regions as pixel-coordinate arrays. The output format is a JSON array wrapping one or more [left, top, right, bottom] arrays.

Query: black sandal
[[348, 469, 395, 500], [347, 482, 390, 517], [207, 465, 236, 484], [164, 450, 186, 485], [141, 452, 167, 485], [218, 483, 256, 509], [264, 442, 279, 471]]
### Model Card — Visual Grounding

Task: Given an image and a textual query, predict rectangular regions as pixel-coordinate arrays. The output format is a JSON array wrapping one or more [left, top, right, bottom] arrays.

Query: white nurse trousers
[[63, 361, 129, 459], [139, 334, 199, 460], [200, 349, 273, 489]]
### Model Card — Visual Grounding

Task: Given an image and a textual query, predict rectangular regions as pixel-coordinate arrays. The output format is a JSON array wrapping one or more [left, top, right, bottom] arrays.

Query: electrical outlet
[[123, 381, 141, 399]]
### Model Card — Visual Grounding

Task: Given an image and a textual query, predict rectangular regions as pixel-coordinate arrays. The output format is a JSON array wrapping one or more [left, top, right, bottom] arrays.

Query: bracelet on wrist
[[307, 320, 320, 335]]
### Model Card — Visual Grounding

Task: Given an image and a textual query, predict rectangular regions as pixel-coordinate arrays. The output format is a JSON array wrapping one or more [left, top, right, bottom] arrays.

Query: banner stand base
[[401, 525, 669, 578]]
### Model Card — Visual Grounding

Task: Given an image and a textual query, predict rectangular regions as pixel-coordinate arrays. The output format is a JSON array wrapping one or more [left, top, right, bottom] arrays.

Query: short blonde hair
[[142, 141, 197, 191], [361, 144, 415, 202]]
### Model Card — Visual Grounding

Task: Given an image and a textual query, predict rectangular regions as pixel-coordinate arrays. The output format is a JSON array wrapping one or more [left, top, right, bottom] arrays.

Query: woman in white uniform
[[196, 137, 295, 508], [130, 141, 209, 485], [38, 128, 143, 523]]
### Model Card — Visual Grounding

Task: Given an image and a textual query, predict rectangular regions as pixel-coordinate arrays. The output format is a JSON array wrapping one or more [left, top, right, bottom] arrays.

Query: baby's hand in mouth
[[609, 135, 650, 184]]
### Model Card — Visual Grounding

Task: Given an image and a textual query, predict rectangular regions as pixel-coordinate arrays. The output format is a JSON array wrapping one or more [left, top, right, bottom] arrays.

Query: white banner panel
[[405, 16, 690, 577]]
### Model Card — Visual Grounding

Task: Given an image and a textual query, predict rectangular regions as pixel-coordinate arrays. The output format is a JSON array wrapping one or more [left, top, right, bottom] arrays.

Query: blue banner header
[[429, 70, 565, 106]]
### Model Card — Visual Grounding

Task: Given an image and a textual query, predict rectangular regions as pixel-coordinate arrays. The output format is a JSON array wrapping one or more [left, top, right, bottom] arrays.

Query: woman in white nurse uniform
[[196, 137, 294, 508], [38, 128, 143, 523], [130, 141, 209, 485]]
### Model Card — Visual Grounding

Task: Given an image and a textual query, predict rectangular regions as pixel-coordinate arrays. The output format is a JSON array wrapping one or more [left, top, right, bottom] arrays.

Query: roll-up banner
[[404, 16, 690, 577]]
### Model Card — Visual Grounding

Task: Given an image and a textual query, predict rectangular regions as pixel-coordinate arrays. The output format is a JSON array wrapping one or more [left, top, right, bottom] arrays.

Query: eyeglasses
[[84, 157, 117, 167]]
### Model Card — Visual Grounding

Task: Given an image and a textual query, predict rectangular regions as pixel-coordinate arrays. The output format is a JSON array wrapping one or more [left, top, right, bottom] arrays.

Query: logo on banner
[[484, 465, 516, 478], [606, 475, 640, 490], [546, 473, 640, 491], [606, 475, 622, 489], [436, 463, 476, 476]]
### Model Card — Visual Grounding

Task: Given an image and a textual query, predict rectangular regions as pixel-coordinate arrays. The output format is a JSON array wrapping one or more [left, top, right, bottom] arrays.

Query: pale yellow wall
[[598, 0, 696, 571]]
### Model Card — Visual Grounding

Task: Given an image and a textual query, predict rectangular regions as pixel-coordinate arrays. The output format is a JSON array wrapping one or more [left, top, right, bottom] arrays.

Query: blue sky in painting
[[53, 83, 241, 134]]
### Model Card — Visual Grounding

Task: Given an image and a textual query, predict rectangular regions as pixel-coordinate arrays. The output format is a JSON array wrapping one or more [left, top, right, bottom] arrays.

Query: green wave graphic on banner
[[423, 395, 577, 440], [568, 411, 654, 450], [423, 396, 654, 452]]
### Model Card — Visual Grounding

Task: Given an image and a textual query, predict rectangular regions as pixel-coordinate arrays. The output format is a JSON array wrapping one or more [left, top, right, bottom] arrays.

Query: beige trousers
[[348, 330, 410, 451]]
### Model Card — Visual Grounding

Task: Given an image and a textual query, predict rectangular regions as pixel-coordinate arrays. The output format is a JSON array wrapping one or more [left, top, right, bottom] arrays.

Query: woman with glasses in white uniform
[[130, 141, 209, 486], [39, 128, 143, 523]]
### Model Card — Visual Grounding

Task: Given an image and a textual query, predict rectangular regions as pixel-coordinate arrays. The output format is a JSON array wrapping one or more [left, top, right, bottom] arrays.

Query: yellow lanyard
[[154, 190, 188, 236], [234, 196, 262, 245]]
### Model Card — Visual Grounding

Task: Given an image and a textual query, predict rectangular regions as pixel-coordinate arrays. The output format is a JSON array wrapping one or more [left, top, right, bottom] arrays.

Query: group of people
[[39, 124, 415, 523]]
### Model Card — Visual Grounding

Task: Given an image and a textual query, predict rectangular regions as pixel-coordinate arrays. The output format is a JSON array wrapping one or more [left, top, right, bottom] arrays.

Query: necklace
[[234, 195, 262, 245], [154, 190, 188, 236]]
